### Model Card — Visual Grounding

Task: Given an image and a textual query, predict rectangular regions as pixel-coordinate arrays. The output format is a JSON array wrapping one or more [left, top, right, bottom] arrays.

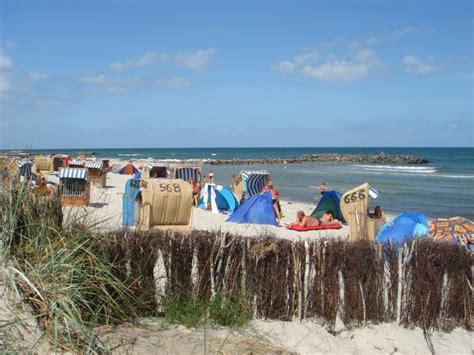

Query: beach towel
[[287, 223, 342, 231]]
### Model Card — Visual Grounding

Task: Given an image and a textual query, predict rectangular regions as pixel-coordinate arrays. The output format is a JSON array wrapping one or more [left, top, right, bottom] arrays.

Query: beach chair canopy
[[310, 190, 345, 223], [118, 163, 139, 175], [59, 168, 88, 180], [375, 211, 429, 245], [69, 160, 85, 167], [174, 166, 201, 182], [85, 161, 104, 169], [226, 191, 278, 226], [199, 183, 239, 213], [139, 178, 193, 228], [34, 155, 52, 171], [429, 217, 473, 251], [17, 160, 33, 179], [148, 164, 169, 178], [241, 170, 270, 196]]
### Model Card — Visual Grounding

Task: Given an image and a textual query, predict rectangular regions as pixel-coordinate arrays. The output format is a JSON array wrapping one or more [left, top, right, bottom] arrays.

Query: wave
[[118, 153, 142, 157], [354, 165, 438, 173], [368, 172, 474, 179], [159, 158, 212, 162]]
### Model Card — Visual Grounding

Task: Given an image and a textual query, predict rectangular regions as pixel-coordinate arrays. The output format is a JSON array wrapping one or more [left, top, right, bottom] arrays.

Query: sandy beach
[[53, 169, 353, 240], [15, 168, 467, 355]]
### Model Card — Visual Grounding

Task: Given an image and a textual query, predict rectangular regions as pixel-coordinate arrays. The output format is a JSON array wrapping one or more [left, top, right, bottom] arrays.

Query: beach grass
[[0, 181, 254, 352], [163, 288, 252, 328], [0, 181, 146, 352]]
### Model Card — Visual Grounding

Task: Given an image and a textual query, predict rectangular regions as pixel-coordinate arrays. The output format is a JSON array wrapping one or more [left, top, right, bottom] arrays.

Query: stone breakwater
[[202, 154, 430, 166]]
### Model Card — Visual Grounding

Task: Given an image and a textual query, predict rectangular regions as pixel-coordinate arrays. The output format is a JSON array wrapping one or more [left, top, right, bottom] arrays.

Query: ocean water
[[20, 147, 474, 220]]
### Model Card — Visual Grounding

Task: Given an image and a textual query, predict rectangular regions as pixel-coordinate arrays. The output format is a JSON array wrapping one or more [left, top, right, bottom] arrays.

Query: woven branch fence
[[109, 230, 472, 332]]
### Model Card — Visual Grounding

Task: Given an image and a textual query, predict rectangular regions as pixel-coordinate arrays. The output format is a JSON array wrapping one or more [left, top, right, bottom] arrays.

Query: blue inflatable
[[375, 211, 429, 245], [226, 191, 278, 226], [199, 184, 239, 213]]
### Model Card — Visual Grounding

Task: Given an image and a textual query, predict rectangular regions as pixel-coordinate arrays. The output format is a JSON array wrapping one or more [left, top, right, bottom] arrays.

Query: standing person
[[189, 178, 200, 206], [319, 182, 326, 196], [262, 180, 282, 221], [283, 160, 288, 169], [205, 171, 215, 184]]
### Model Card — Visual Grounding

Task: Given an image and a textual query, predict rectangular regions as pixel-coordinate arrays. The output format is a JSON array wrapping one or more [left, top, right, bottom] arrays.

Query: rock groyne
[[203, 154, 429, 166]]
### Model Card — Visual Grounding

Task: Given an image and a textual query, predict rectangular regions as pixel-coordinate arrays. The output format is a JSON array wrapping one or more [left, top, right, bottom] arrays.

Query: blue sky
[[0, 0, 472, 148]]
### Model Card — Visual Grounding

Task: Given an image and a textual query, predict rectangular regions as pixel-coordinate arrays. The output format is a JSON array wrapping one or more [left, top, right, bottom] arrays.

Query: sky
[[0, 0, 472, 149]]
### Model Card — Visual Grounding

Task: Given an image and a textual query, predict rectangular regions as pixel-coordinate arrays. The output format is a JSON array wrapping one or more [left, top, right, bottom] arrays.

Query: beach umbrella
[[429, 217, 473, 251]]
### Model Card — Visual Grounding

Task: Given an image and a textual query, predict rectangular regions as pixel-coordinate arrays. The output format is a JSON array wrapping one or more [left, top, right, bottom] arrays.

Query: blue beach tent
[[226, 191, 278, 226], [310, 191, 346, 223], [122, 175, 141, 226], [199, 184, 239, 213], [375, 211, 429, 245]]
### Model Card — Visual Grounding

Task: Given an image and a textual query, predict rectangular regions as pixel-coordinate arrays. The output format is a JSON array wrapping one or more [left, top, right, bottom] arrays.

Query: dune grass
[[163, 288, 252, 329], [0, 181, 253, 352], [0, 181, 149, 352]]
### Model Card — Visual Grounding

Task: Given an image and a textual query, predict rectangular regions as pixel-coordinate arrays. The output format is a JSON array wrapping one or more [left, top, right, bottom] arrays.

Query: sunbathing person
[[295, 210, 341, 227]]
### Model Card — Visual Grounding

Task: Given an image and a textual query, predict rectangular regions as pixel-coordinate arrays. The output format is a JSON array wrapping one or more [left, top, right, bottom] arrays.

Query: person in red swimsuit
[[262, 180, 282, 221], [189, 178, 200, 206]]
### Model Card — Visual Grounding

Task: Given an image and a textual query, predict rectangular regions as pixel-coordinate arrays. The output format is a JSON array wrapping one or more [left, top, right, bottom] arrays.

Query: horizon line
[[1, 146, 473, 151]]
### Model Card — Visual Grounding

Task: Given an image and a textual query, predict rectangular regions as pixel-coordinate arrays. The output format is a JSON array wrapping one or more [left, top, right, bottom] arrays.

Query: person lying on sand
[[294, 210, 341, 227]]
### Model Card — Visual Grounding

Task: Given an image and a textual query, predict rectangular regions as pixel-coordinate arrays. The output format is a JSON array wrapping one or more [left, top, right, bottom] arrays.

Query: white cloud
[[110, 51, 167, 71], [111, 48, 216, 72], [28, 71, 48, 80], [273, 47, 383, 81], [272, 61, 296, 74], [174, 48, 216, 70], [78, 73, 109, 83], [33, 99, 62, 107], [0, 49, 13, 70], [402, 55, 437, 75], [77, 73, 190, 93], [0, 75, 12, 92], [157, 77, 191, 88], [301, 61, 370, 81], [393, 26, 417, 38]]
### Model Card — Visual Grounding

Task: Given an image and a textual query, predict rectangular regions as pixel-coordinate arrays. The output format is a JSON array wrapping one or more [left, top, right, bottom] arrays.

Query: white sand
[[53, 171, 350, 240], [1, 171, 470, 354], [94, 317, 473, 354]]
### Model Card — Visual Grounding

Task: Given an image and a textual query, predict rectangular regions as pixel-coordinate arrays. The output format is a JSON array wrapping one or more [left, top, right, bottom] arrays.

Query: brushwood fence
[[109, 230, 472, 332]]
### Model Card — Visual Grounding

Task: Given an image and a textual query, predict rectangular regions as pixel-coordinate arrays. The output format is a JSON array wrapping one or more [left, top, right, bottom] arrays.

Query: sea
[[18, 147, 474, 220]]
